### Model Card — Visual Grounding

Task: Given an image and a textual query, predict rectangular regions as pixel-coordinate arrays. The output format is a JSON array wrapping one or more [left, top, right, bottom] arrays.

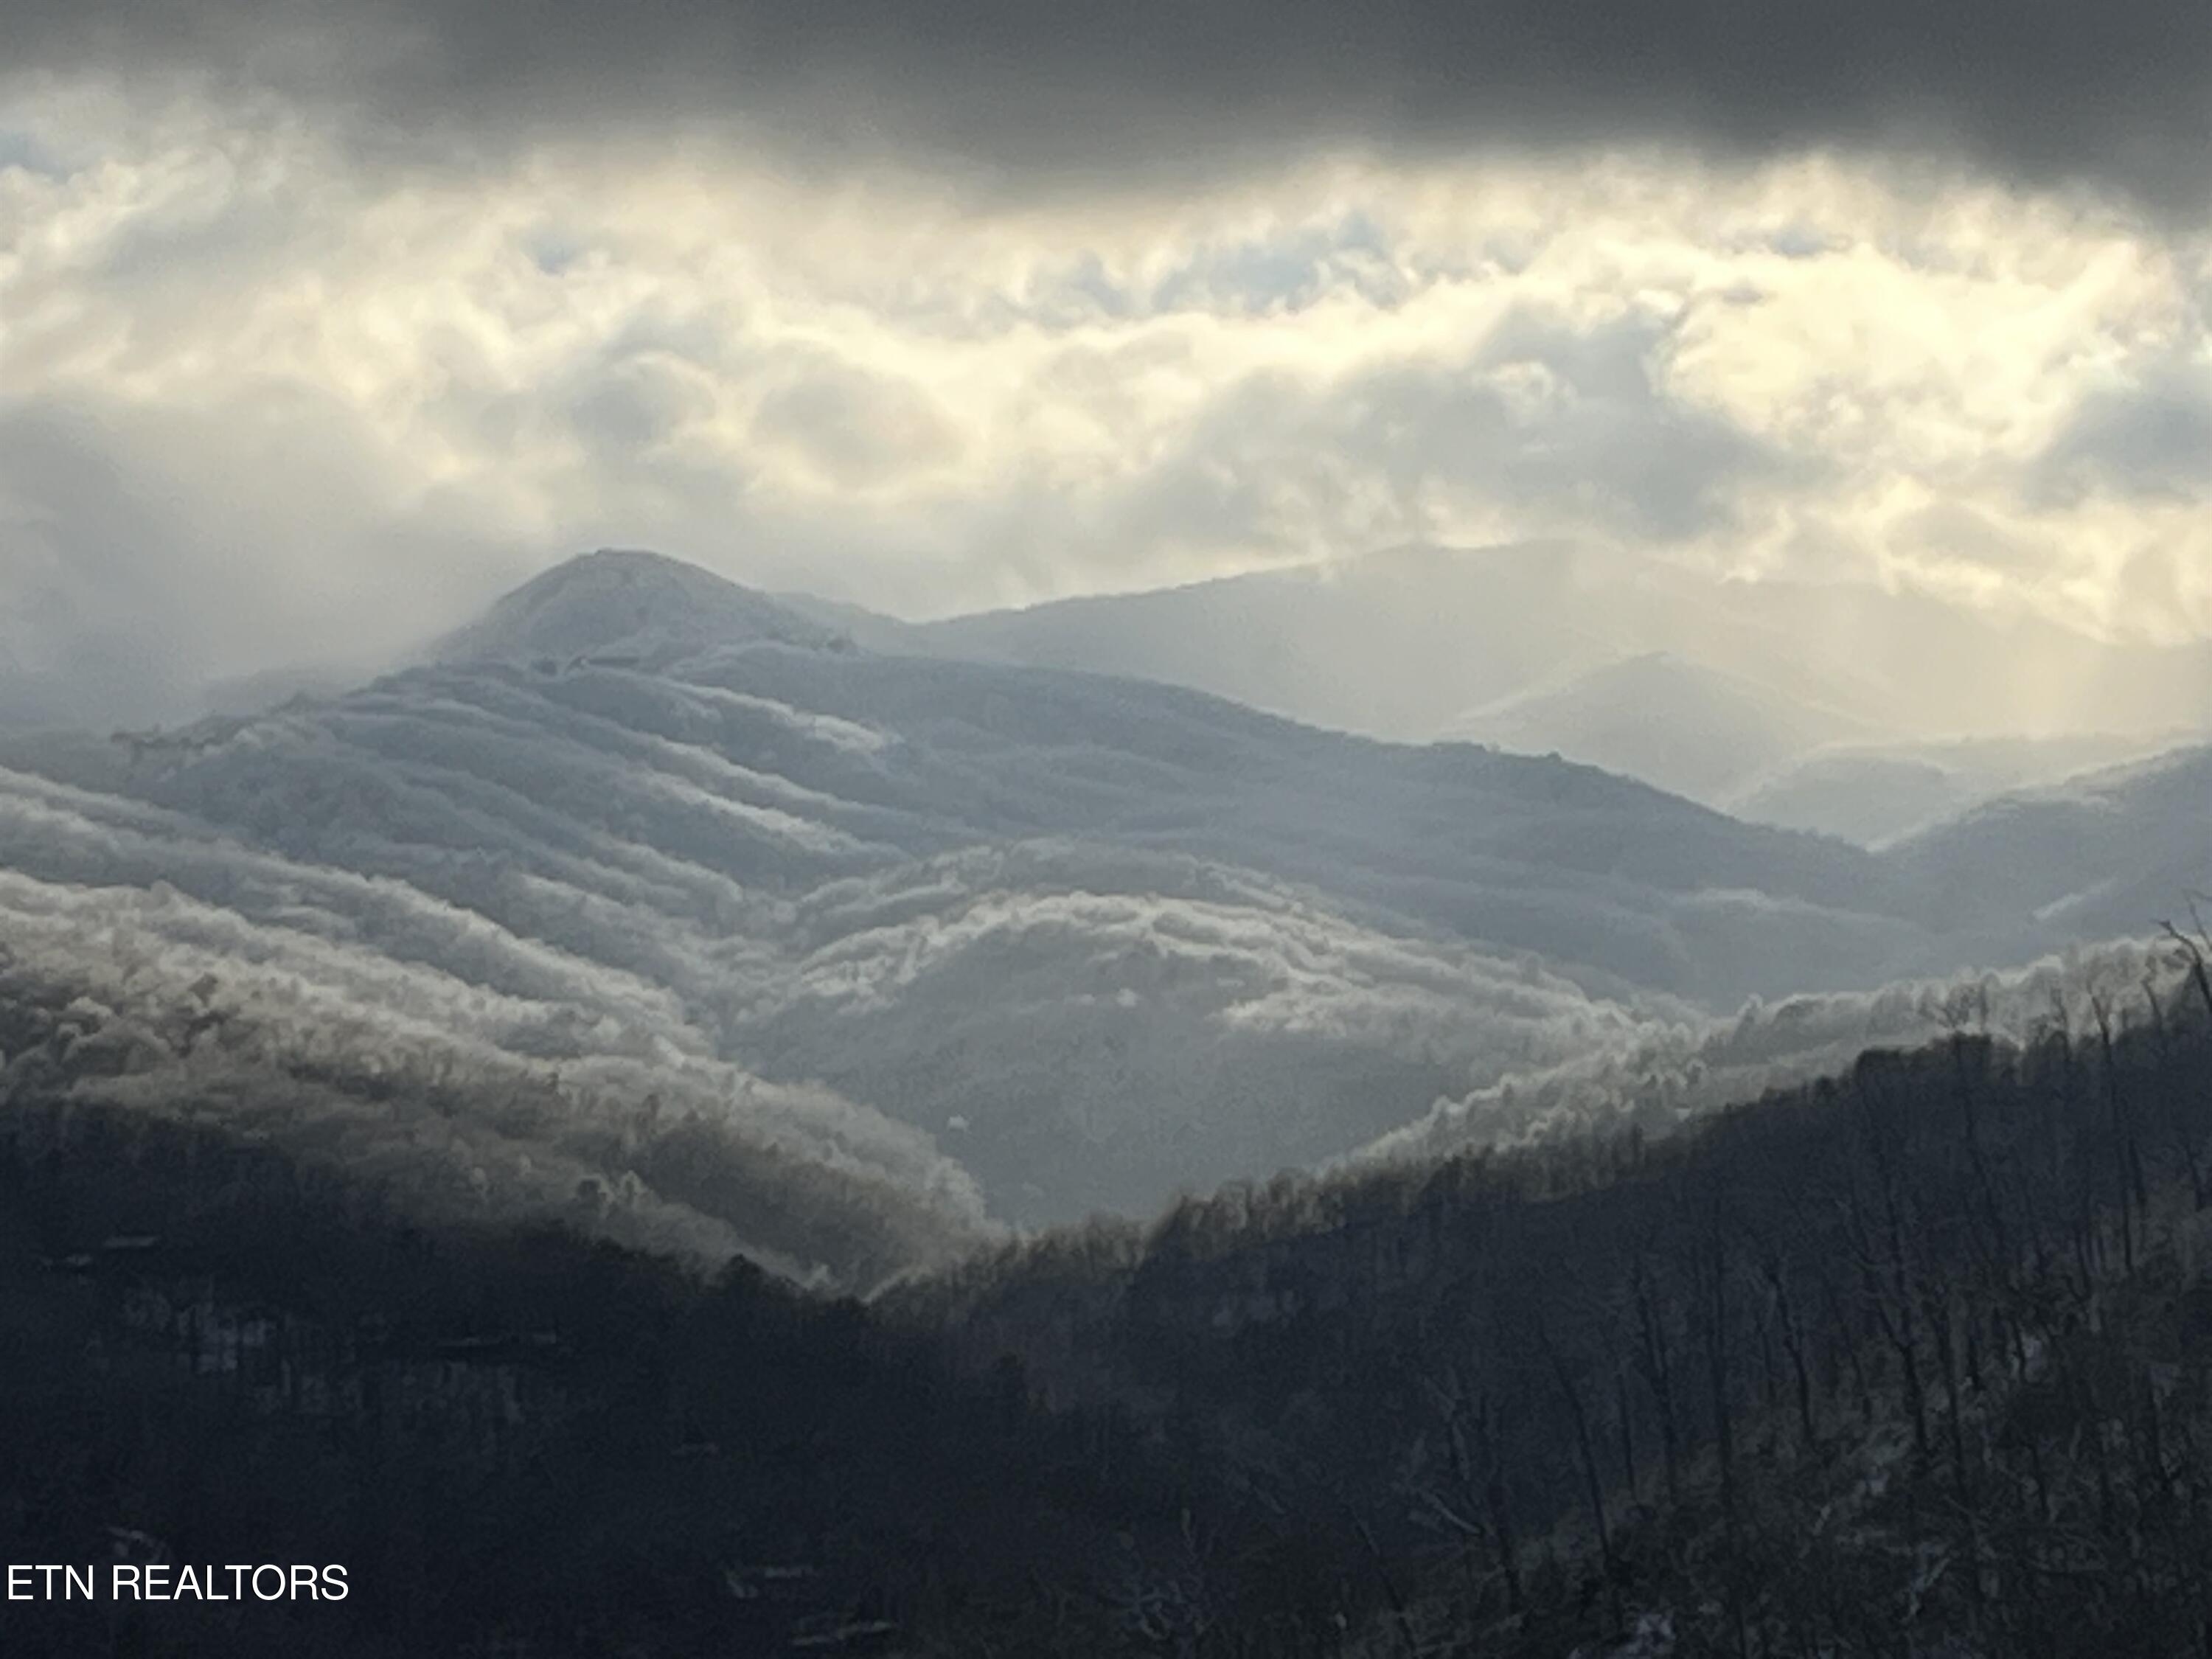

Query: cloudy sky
[[3, 1, 2209, 719]]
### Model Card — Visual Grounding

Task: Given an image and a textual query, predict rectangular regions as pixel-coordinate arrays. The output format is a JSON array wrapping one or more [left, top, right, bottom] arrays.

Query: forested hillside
[[8, 928, 2212, 1656], [8, 552, 2200, 1247], [4, 554, 2207, 1658], [9, 0, 2212, 1633]]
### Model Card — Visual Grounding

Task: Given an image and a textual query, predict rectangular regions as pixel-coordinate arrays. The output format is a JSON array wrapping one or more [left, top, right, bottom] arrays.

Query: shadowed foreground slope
[[8, 935, 2212, 1657]]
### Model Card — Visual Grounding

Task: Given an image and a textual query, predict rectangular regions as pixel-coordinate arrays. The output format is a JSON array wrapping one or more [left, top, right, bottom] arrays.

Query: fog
[[2, 549, 2205, 1275], [3, 1, 2210, 1284], [4, 60, 2209, 739]]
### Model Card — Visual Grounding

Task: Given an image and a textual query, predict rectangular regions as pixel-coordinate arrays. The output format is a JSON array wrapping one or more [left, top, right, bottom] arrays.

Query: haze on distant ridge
[[4, 0, 2211, 1284], [4, 550, 2202, 1277], [4, 0, 2208, 733]]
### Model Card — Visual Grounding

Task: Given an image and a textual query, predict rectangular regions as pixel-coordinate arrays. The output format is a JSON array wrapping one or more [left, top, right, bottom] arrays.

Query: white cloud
[[0, 91, 2205, 723]]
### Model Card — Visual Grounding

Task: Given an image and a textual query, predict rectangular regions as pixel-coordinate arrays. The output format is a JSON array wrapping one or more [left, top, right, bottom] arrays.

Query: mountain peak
[[428, 549, 850, 667]]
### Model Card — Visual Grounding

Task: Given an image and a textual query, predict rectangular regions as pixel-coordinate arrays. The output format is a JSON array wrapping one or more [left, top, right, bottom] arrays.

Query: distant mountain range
[[1443, 650, 1875, 804], [1885, 742, 2212, 955], [167, 540, 2212, 843], [1433, 656, 2194, 843], [3, 549, 2205, 1277], [804, 540, 2212, 745], [776, 540, 2211, 839], [1724, 730, 2197, 846]]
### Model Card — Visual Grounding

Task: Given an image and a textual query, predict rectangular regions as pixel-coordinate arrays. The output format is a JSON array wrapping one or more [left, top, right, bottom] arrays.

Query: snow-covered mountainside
[[1446, 651, 1873, 805], [1, 551, 2199, 1272], [428, 546, 852, 666], [1884, 743, 2212, 957], [1725, 731, 2195, 847]]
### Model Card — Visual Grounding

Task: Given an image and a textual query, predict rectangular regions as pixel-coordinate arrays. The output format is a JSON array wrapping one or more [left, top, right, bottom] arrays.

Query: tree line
[[5, 930, 2212, 1654]]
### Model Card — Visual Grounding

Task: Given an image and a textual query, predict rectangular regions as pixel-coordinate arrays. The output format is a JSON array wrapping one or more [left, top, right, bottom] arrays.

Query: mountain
[[908, 978, 2212, 1659], [0, 674, 1880, 1233], [7, 555, 2208, 1659], [0, 549, 2191, 1253], [894, 541, 2212, 748], [13, 965, 2212, 1659], [1885, 742, 2212, 958], [1445, 650, 1874, 804], [773, 586, 927, 652], [900, 543, 1591, 740], [428, 546, 852, 667], [1725, 730, 2197, 846]]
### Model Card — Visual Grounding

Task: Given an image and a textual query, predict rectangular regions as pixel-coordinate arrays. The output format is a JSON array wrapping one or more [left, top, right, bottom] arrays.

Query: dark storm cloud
[[10, 0, 2212, 209]]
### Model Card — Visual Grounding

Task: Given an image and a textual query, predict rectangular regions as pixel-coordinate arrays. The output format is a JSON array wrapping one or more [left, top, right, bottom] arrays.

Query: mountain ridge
[[1445, 649, 1877, 803], [893, 540, 2212, 748], [426, 547, 854, 668], [4, 547, 2201, 1258]]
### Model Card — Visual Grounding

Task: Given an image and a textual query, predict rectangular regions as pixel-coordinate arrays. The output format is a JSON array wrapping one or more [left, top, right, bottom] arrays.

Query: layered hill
[[1725, 729, 2195, 846], [1, 549, 2198, 1259], [1445, 650, 1873, 805], [888, 541, 2212, 748], [1885, 742, 2212, 956]]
